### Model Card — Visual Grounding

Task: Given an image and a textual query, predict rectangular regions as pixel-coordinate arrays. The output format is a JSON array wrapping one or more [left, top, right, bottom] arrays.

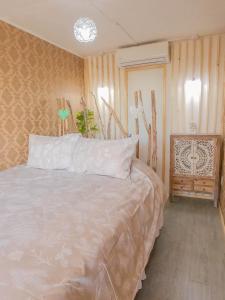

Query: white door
[[127, 66, 165, 178]]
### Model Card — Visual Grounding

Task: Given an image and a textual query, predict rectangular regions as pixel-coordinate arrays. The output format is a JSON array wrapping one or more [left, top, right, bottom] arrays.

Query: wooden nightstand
[[170, 135, 221, 207]]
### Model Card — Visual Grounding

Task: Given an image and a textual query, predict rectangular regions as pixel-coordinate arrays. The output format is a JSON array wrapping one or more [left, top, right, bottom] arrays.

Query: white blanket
[[0, 159, 166, 300]]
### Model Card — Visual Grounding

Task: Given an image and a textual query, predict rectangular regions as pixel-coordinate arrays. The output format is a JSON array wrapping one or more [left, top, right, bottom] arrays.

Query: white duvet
[[0, 159, 166, 300]]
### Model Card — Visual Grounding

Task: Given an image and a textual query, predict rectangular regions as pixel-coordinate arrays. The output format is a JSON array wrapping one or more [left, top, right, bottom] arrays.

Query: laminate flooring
[[136, 197, 225, 300]]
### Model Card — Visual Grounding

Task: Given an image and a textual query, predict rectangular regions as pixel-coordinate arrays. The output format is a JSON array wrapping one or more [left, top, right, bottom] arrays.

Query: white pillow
[[68, 136, 138, 179], [27, 134, 81, 170]]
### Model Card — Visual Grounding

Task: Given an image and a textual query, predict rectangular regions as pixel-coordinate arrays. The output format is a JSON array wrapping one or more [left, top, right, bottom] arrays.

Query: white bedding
[[0, 159, 167, 300]]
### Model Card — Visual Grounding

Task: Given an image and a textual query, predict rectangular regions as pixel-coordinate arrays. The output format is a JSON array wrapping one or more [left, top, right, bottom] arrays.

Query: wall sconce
[[98, 87, 109, 102], [184, 78, 202, 134], [184, 79, 202, 102]]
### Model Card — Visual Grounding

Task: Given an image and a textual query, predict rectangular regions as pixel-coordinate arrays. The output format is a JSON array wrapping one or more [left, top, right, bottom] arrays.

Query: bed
[[0, 159, 166, 300]]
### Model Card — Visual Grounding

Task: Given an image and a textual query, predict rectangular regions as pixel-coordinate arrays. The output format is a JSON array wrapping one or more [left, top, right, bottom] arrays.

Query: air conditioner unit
[[116, 41, 170, 68]]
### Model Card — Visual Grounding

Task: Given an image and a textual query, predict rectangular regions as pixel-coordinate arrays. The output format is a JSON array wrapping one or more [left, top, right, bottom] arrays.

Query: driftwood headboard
[[56, 90, 157, 171]]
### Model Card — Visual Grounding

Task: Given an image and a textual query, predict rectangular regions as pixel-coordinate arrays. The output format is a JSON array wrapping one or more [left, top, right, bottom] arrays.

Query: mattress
[[0, 159, 166, 300]]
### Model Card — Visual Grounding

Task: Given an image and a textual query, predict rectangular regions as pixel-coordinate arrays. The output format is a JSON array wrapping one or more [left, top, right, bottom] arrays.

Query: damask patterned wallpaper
[[0, 21, 84, 170]]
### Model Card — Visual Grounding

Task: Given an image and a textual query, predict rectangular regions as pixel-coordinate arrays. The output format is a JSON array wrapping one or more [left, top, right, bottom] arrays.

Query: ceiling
[[0, 0, 225, 57]]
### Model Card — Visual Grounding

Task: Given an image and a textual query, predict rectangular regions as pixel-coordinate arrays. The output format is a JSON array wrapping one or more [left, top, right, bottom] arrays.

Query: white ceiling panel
[[0, 0, 224, 57]]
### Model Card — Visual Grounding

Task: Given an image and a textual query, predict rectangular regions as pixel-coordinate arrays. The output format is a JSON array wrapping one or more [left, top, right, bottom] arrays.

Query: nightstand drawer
[[194, 185, 214, 193], [173, 184, 193, 192], [173, 177, 193, 185], [194, 179, 214, 187]]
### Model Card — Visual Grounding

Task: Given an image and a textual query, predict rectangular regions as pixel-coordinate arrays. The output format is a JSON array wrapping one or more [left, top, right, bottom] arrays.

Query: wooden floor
[[136, 197, 225, 300]]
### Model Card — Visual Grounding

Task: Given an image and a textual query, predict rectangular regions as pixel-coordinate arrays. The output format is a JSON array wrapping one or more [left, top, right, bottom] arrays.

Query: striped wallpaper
[[84, 34, 225, 137], [84, 33, 225, 218], [169, 34, 225, 134]]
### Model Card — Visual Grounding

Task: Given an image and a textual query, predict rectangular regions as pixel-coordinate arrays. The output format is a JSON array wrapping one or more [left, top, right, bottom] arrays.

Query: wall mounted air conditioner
[[116, 41, 170, 68]]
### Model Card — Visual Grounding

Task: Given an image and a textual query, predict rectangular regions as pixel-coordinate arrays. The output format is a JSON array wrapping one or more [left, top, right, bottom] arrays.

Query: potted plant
[[76, 108, 98, 137]]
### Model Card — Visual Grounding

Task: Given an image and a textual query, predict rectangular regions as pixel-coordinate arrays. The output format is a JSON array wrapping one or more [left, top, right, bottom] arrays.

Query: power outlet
[[189, 122, 197, 134]]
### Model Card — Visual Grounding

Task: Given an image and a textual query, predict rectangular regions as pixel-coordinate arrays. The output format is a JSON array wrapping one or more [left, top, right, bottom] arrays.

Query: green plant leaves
[[76, 109, 98, 136]]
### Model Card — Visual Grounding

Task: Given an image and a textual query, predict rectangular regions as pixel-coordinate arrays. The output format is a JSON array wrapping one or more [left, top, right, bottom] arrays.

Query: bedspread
[[0, 159, 166, 300]]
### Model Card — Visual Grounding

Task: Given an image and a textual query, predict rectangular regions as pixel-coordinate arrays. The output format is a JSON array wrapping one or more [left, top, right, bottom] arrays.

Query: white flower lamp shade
[[74, 17, 97, 43]]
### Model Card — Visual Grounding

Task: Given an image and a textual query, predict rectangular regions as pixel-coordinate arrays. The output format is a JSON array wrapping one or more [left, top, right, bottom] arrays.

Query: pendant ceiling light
[[74, 17, 97, 43]]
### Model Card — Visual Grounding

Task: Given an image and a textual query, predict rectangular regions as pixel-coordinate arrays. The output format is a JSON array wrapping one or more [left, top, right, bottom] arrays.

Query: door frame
[[125, 64, 167, 181]]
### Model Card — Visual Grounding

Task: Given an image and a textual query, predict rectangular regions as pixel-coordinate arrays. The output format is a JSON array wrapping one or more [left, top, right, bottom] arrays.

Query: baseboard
[[219, 204, 225, 235]]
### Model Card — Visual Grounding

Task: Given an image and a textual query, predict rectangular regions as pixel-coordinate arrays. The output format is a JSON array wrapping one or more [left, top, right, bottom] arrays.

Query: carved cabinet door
[[173, 137, 216, 178], [193, 139, 216, 177], [174, 138, 194, 176]]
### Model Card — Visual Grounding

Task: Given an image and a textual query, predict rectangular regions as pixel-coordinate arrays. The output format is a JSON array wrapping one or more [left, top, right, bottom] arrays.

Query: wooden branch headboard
[[56, 90, 157, 171]]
